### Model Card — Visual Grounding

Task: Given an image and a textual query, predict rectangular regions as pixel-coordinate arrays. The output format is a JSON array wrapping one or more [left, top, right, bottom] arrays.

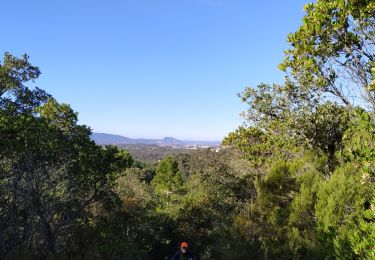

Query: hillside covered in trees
[[1, 0, 374, 259]]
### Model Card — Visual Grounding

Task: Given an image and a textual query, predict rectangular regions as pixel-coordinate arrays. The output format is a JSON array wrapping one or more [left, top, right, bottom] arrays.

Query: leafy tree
[[223, 1, 375, 259], [0, 52, 40, 96], [0, 53, 133, 259], [279, 0, 375, 116], [152, 156, 184, 206], [94, 168, 157, 259], [315, 163, 375, 259]]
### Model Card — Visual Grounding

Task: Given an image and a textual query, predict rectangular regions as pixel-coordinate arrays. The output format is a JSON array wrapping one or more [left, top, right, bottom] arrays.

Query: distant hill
[[91, 133, 220, 147], [90, 133, 133, 144]]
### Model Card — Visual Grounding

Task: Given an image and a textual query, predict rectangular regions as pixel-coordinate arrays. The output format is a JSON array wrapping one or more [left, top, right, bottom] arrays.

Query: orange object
[[181, 242, 188, 248]]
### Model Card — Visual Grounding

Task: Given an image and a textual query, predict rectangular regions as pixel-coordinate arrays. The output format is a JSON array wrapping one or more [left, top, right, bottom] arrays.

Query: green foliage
[[0, 52, 40, 96], [94, 171, 156, 259], [0, 53, 134, 259], [251, 161, 299, 258], [222, 5, 375, 254], [152, 156, 184, 197], [102, 145, 134, 173], [223, 126, 293, 168], [288, 168, 324, 257], [280, 0, 375, 112], [116, 143, 196, 163], [316, 163, 375, 259], [341, 108, 375, 176]]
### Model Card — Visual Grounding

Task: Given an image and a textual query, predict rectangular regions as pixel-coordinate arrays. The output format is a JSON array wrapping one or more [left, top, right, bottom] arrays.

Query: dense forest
[[1, 0, 374, 259], [115, 144, 197, 163]]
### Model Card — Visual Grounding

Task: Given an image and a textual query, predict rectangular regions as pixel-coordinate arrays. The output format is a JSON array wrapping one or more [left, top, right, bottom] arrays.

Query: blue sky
[[1, 0, 309, 140]]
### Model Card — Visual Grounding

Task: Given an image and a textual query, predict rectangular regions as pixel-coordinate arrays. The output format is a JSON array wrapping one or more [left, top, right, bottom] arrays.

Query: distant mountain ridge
[[91, 133, 220, 146]]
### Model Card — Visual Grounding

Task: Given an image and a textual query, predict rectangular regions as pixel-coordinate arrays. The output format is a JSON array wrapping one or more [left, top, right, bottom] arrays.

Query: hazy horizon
[[92, 132, 222, 142]]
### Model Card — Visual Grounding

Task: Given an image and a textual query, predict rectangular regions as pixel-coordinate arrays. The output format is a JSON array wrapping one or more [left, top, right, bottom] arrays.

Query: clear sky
[[1, 0, 310, 140]]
